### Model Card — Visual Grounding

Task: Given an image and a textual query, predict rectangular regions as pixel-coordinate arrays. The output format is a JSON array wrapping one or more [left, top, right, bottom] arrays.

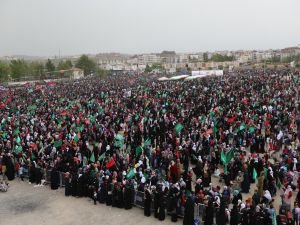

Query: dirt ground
[[0, 180, 182, 225]]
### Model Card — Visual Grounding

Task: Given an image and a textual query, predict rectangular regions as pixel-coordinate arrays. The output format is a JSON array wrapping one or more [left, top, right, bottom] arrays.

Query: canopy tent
[[169, 75, 190, 80], [185, 75, 208, 80], [158, 77, 169, 81]]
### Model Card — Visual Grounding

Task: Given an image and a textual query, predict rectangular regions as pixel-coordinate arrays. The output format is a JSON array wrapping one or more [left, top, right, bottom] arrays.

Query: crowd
[[0, 69, 300, 225]]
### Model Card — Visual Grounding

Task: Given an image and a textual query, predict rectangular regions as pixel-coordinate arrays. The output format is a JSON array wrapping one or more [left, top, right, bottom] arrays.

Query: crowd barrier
[[35, 171, 251, 224]]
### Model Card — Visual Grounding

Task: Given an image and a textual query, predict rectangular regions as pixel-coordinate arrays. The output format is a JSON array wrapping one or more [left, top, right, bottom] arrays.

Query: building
[[138, 54, 161, 65], [70, 68, 84, 79]]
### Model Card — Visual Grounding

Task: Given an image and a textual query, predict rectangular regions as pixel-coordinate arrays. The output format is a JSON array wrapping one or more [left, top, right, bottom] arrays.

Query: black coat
[[183, 196, 194, 225]]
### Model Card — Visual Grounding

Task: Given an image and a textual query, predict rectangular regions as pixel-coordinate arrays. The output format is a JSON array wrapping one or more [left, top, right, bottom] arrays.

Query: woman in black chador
[[99, 177, 107, 203], [204, 199, 214, 225], [112, 182, 118, 207], [241, 166, 250, 193], [183, 195, 195, 225], [216, 200, 227, 225], [2, 154, 15, 181], [144, 185, 152, 217], [50, 166, 60, 190], [106, 180, 113, 206], [230, 204, 239, 225], [124, 180, 134, 209], [117, 182, 124, 208], [64, 172, 72, 196], [157, 187, 167, 221]]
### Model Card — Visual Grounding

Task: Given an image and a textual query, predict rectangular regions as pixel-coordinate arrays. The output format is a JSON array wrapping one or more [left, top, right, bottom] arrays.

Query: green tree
[[10, 59, 29, 79], [0, 61, 10, 81], [145, 64, 151, 73], [30, 61, 45, 78], [46, 59, 55, 73], [203, 52, 208, 62], [75, 55, 96, 76], [57, 60, 73, 70], [95, 68, 108, 78]]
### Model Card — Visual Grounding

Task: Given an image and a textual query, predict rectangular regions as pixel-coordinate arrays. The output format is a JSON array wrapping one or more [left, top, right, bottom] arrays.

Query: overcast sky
[[0, 0, 299, 56]]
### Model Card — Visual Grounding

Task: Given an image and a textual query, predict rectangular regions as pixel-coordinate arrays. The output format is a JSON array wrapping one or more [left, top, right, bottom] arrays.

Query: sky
[[0, 0, 299, 56]]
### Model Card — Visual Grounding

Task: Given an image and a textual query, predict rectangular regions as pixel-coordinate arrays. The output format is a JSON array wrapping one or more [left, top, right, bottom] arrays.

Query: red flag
[[47, 81, 57, 86], [106, 158, 115, 168], [60, 111, 68, 117], [227, 117, 235, 124]]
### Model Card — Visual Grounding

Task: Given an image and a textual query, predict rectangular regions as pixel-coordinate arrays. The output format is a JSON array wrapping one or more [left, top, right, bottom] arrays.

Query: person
[[93, 189, 97, 205], [282, 185, 293, 210], [64, 172, 71, 196], [183, 195, 194, 225], [2, 154, 15, 181], [216, 200, 227, 225], [51, 167, 60, 190], [241, 166, 250, 193], [230, 204, 239, 225], [144, 185, 152, 217], [0, 181, 8, 192], [204, 199, 214, 225]]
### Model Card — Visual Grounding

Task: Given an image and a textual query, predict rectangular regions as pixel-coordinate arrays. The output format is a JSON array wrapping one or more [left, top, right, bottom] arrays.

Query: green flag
[[90, 152, 95, 163], [221, 149, 235, 175], [136, 146, 143, 155], [116, 134, 124, 141], [74, 134, 79, 143], [16, 136, 21, 144], [277, 179, 282, 188], [1, 132, 8, 139], [253, 168, 258, 180], [174, 123, 184, 133], [54, 140, 62, 148], [143, 138, 151, 147], [13, 129, 20, 135], [264, 167, 268, 178], [15, 146, 23, 154], [126, 168, 135, 179], [248, 126, 255, 133], [239, 122, 245, 131], [115, 133, 124, 147], [98, 152, 105, 162]]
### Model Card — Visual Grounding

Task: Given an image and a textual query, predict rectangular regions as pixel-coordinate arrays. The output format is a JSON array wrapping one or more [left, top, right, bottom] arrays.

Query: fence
[[26, 170, 240, 224]]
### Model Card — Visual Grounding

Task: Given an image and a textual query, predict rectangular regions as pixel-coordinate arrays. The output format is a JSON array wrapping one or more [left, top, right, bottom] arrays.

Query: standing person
[[144, 185, 152, 217], [3, 153, 15, 181], [183, 195, 194, 225], [64, 172, 72, 196], [257, 171, 264, 198], [230, 204, 239, 225], [241, 165, 250, 193], [51, 166, 60, 190], [204, 199, 214, 225], [93, 188, 97, 205], [124, 180, 133, 210], [282, 185, 293, 210], [216, 200, 227, 225]]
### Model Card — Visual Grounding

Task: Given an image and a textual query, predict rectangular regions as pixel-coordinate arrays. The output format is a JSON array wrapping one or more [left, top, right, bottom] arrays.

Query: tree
[[75, 55, 96, 76], [95, 68, 108, 78], [0, 61, 10, 81], [57, 60, 73, 70], [145, 64, 151, 73], [46, 59, 55, 73], [30, 61, 45, 78], [203, 52, 208, 62], [10, 59, 30, 79]]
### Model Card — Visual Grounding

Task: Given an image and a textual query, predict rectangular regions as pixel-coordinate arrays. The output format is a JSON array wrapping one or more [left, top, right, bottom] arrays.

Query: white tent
[[169, 75, 190, 80], [185, 75, 208, 80], [158, 77, 169, 81]]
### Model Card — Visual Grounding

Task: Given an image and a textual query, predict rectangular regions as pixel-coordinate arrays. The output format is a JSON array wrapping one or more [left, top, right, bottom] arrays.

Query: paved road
[[0, 180, 179, 225]]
